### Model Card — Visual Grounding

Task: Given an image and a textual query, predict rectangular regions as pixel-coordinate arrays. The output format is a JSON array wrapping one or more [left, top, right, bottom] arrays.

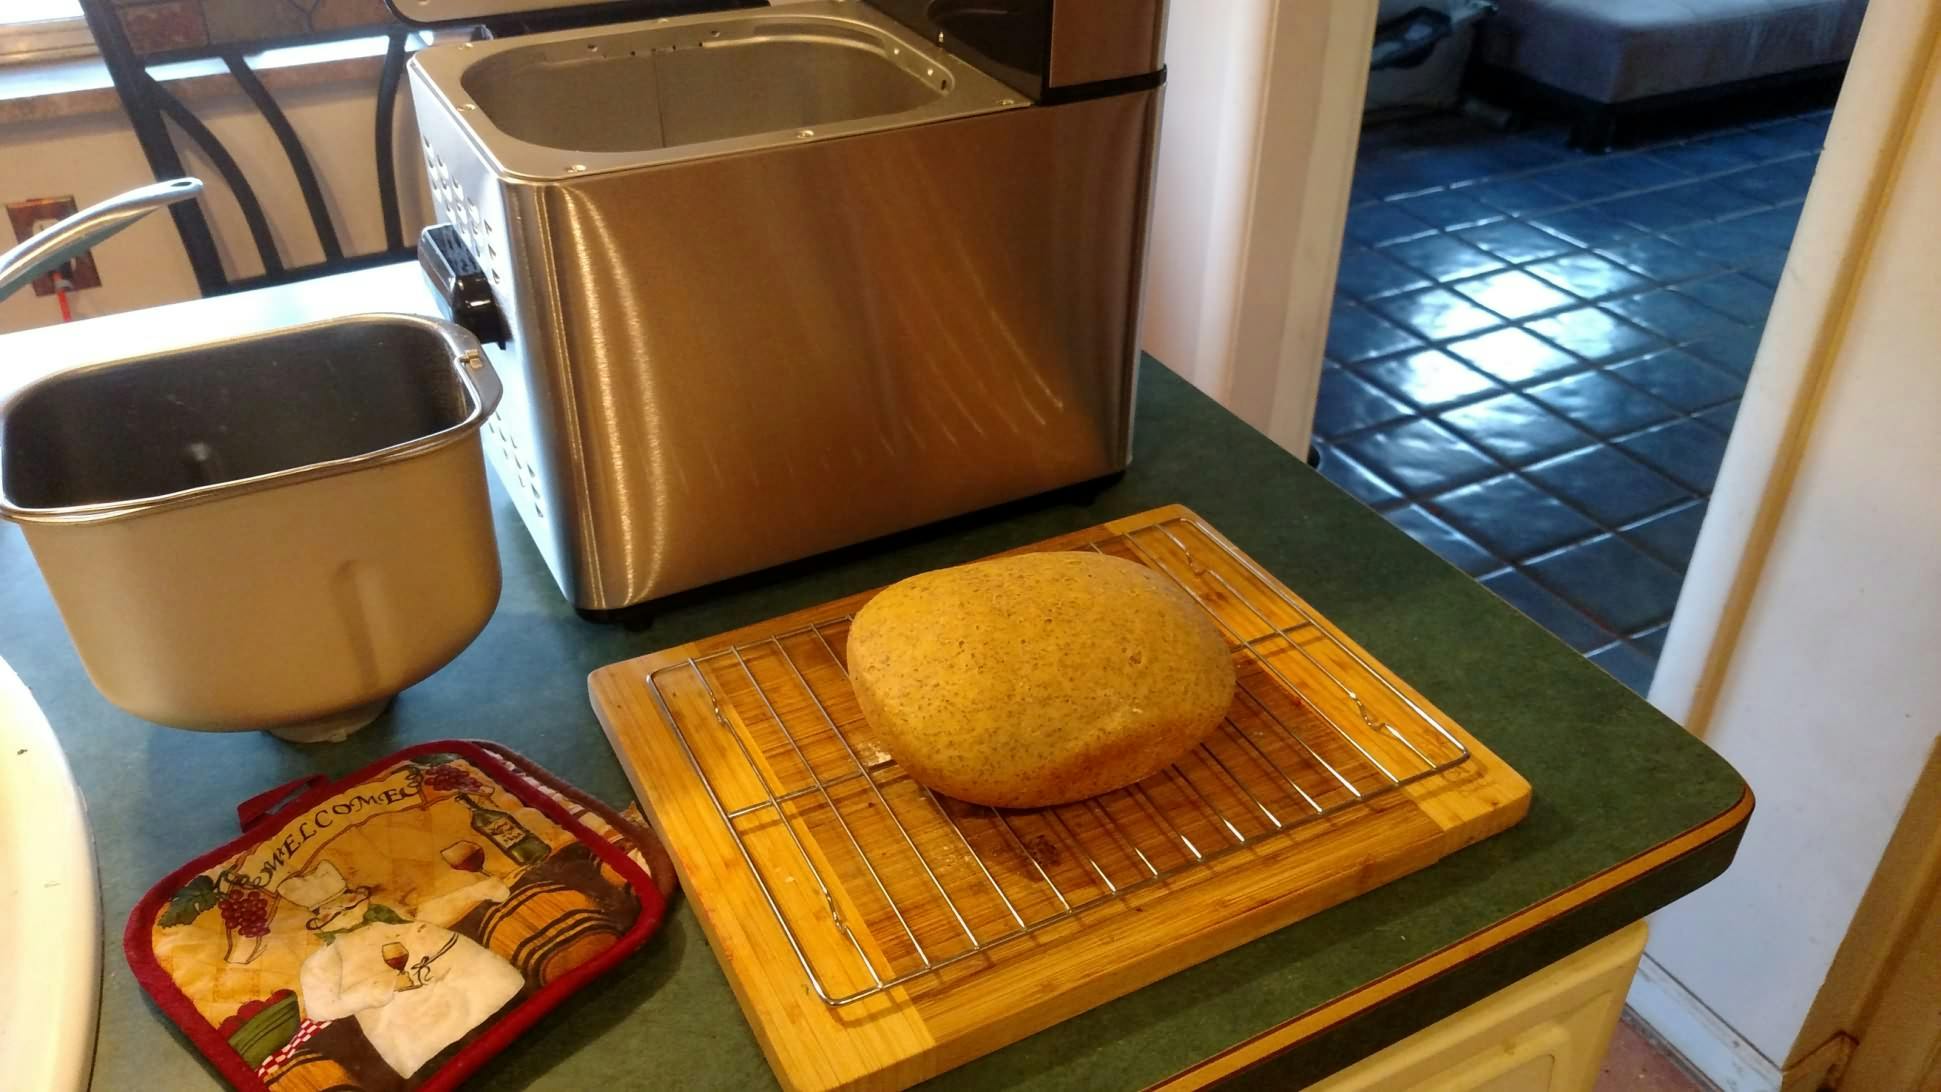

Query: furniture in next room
[[1474, 0, 1868, 148]]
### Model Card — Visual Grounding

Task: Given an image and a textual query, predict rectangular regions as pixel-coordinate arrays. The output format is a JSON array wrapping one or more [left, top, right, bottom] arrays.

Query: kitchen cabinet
[[1310, 923, 1646, 1092]]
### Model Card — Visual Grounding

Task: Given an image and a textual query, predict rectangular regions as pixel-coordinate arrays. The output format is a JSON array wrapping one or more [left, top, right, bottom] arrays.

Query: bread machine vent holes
[[483, 415, 545, 525], [423, 145, 505, 286], [423, 145, 526, 514]]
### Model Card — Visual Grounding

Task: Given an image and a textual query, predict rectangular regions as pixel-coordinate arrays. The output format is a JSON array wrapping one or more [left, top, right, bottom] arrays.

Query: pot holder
[[126, 740, 674, 1091]]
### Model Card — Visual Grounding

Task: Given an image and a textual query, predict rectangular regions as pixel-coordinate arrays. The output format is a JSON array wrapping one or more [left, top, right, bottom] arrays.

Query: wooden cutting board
[[590, 505, 1531, 1091]]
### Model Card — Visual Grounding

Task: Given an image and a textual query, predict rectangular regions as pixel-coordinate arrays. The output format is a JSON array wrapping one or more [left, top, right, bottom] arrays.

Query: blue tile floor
[[1316, 107, 1831, 694]]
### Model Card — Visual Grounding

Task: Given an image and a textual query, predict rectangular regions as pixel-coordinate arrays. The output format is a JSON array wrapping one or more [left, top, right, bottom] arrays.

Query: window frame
[[0, 12, 97, 66]]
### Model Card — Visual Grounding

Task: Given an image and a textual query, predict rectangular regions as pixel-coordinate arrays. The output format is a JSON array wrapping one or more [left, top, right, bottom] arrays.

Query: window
[[1, 0, 83, 18], [1, 0, 95, 64]]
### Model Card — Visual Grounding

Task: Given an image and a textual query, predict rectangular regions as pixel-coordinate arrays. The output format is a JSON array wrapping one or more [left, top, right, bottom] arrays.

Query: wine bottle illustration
[[456, 793, 550, 867]]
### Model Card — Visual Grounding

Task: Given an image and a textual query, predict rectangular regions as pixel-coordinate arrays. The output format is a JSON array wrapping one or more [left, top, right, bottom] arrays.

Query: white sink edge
[[0, 655, 99, 1092]]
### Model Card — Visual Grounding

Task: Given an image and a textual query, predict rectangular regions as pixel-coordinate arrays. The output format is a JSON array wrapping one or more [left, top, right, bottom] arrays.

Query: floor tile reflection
[[1318, 104, 1819, 694]]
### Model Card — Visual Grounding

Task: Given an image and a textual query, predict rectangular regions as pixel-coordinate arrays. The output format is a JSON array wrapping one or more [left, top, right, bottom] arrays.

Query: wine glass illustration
[[441, 840, 486, 874], [435, 837, 512, 911], [381, 941, 418, 991]]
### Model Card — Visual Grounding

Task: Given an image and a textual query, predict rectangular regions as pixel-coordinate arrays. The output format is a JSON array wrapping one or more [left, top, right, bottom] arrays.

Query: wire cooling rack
[[642, 516, 1472, 1006]]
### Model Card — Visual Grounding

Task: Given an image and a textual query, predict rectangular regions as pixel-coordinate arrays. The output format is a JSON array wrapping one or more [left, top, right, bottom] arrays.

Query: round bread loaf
[[846, 551, 1236, 808]]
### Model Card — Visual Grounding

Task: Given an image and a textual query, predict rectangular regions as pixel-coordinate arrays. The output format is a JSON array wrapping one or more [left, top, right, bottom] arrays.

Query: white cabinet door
[[1307, 921, 1647, 1092]]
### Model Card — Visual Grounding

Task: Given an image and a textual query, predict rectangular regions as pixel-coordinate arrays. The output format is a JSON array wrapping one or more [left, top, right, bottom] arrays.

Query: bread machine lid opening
[[463, 14, 953, 154], [392, 1, 1163, 110], [385, 0, 757, 32], [386, 0, 1049, 101], [407, 2, 1027, 179]]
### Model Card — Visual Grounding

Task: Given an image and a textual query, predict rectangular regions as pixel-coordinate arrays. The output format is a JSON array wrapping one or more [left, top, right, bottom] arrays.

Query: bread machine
[[395, 0, 1166, 612]]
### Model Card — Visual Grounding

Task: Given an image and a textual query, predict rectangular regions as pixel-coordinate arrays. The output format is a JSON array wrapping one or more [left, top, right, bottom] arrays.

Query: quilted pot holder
[[126, 740, 674, 1090]]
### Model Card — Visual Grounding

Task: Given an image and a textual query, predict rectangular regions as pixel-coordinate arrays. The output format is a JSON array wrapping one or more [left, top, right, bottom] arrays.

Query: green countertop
[[0, 267, 1748, 1089]]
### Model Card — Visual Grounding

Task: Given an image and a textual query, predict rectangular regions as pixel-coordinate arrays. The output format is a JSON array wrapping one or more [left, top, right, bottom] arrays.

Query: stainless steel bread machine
[[395, 0, 1167, 611]]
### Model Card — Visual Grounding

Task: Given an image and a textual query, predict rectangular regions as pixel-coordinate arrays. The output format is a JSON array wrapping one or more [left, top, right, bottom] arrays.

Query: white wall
[[0, 60, 429, 334], [1140, 0, 1273, 397], [1642, 3, 1941, 1078], [1, 107, 194, 331], [1139, 0, 1374, 457]]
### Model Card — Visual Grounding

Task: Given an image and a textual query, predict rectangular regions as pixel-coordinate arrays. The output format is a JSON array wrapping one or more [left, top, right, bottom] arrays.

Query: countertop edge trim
[[1146, 783, 1756, 1090]]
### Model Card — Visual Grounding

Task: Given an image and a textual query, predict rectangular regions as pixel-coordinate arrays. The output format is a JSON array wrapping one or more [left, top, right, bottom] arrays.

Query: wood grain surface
[[590, 505, 1532, 1091]]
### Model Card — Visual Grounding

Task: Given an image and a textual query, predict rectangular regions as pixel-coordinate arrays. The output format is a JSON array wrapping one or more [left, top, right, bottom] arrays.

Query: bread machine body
[[399, 0, 1166, 610]]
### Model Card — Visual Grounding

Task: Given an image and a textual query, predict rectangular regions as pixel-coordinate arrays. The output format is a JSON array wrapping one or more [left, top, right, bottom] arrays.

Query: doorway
[[1314, 83, 1836, 695]]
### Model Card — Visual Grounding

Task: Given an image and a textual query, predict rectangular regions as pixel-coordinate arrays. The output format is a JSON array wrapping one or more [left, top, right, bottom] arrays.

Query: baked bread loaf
[[846, 551, 1236, 808]]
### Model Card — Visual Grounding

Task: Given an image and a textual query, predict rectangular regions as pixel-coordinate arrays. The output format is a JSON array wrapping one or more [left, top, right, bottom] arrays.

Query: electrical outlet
[[6, 195, 103, 297]]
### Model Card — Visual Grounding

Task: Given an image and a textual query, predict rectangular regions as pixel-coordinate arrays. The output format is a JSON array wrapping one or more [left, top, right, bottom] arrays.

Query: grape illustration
[[219, 888, 273, 939], [423, 765, 484, 794]]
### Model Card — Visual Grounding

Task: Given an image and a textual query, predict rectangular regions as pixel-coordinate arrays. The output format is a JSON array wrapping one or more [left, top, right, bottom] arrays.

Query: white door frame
[[1639, 3, 1941, 1088], [1140, 0, 1377, 460]]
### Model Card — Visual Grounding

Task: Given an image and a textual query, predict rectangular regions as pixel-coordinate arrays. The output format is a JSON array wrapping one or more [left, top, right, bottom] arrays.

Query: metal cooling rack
[[644, 516, 1472, 1006]]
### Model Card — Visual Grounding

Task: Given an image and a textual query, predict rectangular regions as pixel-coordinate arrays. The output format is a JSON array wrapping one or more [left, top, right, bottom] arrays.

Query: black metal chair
[[76, 1, 418, 296]]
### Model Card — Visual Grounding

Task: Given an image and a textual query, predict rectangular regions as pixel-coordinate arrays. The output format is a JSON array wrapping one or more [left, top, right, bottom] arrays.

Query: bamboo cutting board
[[590, 505, 1531, 1091]]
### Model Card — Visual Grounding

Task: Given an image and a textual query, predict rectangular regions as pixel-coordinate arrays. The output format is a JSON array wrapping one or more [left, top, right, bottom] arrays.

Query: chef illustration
[[299, 917, 522, 1078], [276, 861, 372, 931], [276, 836, 522, 1080]]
